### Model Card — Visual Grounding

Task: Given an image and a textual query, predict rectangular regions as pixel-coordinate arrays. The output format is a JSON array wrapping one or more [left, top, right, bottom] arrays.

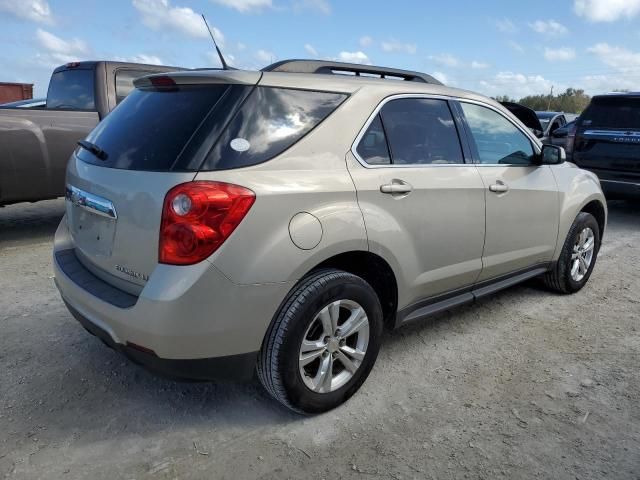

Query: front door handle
[[489, 181, 509, 193], [380, 180, 413, 195]]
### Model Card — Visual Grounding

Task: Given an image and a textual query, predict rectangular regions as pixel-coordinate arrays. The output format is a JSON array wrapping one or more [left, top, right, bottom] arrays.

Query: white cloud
[[0, 0, 52, 24], [544, 47, 576, 61], [494, 17, 517, 33], [529, 19, 568, 35], [293, 0, 331, 15], [381, 39, 417, 54], [428, 53, 460, 68], [237, 42, 247, 51], [432, 71, 449, 84], [210, 0, 272, 13], [35, 28, 89, 66], [587, 42, 640, 71], [304, 43, 318, 56], [127, 54, 164, 65], [574, 0, 640, 22], [132, 0, 223, 40], [255, 49, 275, 63], [479, 71, 557, 99], [338, 51, 371, 64], [471, 60, 489, 69], [508, 41, 525, 53], [359, 36, 373, 48]]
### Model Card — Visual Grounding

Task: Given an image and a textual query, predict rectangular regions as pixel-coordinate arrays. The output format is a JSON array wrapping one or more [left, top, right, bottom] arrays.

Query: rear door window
[[381, 98, 464, 165], [47, 69, 96, 110], [460, 102, 535, 165], [201, 87, 347, 171], [582, 97, 640, 129]]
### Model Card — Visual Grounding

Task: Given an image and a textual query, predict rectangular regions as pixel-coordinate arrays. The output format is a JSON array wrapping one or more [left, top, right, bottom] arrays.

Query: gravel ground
[[1, 199, 639, 480]]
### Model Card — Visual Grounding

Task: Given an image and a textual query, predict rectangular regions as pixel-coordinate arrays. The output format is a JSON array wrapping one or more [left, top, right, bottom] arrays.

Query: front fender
[[551, 163, 607, 261]]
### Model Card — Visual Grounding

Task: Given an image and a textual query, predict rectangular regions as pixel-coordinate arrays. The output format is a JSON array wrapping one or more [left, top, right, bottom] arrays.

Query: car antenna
[[201, 14, 230, 70]]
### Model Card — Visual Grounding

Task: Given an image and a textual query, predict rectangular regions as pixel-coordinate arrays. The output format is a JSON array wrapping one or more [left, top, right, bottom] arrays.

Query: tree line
[[494, 88, 591, 113]]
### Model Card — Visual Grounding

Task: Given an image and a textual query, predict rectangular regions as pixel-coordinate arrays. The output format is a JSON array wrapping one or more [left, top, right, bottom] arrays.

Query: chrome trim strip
[[65, 185, 117, 220], [599, 179, 640, 186], [350, 93, 541, 169], [583, 129, 640, 137]]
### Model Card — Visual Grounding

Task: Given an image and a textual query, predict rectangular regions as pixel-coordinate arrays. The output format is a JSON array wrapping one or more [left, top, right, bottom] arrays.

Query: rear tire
[[543, 212, 600, 294], [257, 269, 383, 414]]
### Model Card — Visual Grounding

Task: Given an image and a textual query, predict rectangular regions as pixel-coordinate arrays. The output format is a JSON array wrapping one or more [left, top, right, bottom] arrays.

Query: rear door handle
[[380, 180, 413, 195], [489, 181, 509, 193]]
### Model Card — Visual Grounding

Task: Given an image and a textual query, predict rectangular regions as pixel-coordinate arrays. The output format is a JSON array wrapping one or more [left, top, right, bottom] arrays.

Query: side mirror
[[541, 144, 566, 165]]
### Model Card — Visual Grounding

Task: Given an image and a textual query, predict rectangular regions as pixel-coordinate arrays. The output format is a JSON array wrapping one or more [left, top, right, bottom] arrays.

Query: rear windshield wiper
[[77, 140, 108, 161]]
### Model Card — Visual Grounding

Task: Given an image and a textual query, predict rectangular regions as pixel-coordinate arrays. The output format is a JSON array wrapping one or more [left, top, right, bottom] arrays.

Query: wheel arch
[[304, 250, 399, 329]]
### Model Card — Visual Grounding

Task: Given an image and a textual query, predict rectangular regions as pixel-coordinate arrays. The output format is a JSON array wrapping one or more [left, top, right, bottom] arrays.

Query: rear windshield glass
[[77, 85, 229, 170], [201, 87, 347, 170], [47, 69, 95, 110], [582, 97, 640, 129]]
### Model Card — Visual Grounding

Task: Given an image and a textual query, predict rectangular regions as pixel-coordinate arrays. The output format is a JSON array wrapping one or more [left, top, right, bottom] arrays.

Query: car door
[[456, 101, 560, 282], [347, 96, 486, 309]]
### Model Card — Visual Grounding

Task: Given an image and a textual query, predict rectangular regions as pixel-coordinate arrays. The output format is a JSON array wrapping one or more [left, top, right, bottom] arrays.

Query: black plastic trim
[[55, 249, 138, 308], [262, 59, 443, 85], [64, 300, 258, 381], [395, 263, 551, 327]]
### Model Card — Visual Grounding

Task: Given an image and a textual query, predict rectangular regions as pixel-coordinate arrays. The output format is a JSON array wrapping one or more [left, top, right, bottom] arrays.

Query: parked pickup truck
[[0, 61, 181, 206]]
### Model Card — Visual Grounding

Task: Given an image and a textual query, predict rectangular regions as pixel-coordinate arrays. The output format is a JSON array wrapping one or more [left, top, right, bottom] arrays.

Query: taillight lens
[[566, 123, 578, 154], [159, 181, 255, 265]]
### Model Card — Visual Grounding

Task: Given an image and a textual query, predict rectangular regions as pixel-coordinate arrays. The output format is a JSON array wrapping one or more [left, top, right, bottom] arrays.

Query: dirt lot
[[0, 199, 638, 480]]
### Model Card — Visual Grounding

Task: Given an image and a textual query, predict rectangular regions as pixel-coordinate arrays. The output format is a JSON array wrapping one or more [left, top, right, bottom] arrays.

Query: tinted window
[[582, 97, 640, 129], [202, 87, 347, 171], [115, 69, 156, 103], [77, 85, 230, 170], [47, 69, 95, 110], [379, 98, 464, 165], [461, 103, 535, 165], [356, 114, 390, 165]]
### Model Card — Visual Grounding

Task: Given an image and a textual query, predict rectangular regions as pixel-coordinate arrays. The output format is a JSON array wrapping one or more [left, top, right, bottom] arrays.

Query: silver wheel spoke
[[301, 338, 325, 353], [338, 307, 367, 338], [318, 307, 334, 337], [571, 259, 580, 278], [583, 237, 594, 252], [312, 354, 333, 393], [299, 347, 325, 367], [336, 350, 358, 374], [579, 256, 588, 275], [339, 345, 365, 362]]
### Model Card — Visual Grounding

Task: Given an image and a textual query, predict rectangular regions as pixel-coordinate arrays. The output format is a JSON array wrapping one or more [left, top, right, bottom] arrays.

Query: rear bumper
[[53, 218, 293, 380], [64, 300, 258, 381]]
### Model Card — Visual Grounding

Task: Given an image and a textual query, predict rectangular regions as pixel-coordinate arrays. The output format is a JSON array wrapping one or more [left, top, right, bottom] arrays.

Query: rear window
[[582, 97, 640, 130], [77, 84, 347, 172], [47, 69, 95, 110], [77, 85, 230, 170], [115, 69, 157, 103]]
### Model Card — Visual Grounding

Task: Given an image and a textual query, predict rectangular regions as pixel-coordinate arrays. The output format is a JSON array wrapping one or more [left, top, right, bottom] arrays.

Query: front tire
[[543, 212, 601, 294], [257, 269, 383, 414]]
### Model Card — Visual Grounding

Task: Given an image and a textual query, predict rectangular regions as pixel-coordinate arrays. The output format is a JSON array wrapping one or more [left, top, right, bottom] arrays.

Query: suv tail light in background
[[566, 122, 578, 155], [159, 181, 255, 265]]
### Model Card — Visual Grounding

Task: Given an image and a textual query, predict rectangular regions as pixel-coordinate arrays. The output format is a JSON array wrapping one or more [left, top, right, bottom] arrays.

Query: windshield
[[47, 69, 95, 110]]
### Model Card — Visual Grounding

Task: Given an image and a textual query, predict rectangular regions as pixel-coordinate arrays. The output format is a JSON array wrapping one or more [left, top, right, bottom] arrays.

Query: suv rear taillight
[[566, 122, 578, 154], [159, 181, 255, 265]]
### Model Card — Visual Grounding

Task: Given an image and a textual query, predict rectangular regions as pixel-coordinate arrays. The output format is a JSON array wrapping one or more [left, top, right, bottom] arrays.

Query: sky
[[2, 0, 640, 98]]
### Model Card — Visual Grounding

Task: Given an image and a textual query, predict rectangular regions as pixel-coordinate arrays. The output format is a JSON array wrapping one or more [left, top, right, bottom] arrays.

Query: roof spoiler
[[262, 59, 443, 85]]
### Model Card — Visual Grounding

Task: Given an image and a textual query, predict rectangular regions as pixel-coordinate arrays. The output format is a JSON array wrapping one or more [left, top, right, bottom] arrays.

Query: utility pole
[[547, 85, 554, 110]]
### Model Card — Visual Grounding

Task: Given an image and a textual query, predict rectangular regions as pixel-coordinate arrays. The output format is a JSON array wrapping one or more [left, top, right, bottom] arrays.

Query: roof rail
[[262, 59, 443, 85]]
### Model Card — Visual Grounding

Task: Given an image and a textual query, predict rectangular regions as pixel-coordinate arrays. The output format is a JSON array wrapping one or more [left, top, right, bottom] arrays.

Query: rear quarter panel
[[551, 162, 607, 260]]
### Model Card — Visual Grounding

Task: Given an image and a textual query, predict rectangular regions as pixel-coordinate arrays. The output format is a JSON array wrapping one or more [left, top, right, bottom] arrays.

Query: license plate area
[[66, 186, 117, 258]]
